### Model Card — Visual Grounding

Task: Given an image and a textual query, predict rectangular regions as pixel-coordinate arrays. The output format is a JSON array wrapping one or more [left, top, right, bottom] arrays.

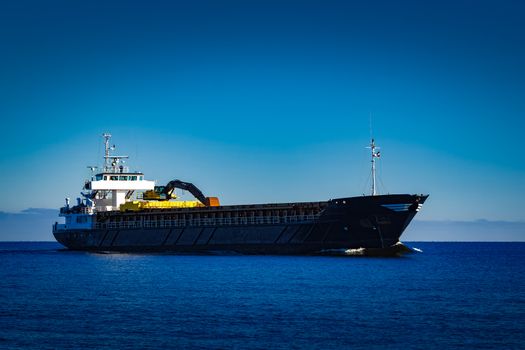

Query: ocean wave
[[318, 242, 422, 257]]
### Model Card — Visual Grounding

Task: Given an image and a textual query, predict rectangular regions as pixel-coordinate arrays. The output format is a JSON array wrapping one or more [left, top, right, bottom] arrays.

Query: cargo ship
[[53, 133, 428, 254]]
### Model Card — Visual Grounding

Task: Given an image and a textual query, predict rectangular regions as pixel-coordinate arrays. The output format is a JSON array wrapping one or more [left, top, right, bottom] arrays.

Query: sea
[[1, 242, 524, 349]]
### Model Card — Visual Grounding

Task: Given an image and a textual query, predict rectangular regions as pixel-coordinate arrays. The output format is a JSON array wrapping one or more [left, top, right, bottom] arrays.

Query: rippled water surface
[[1, 242, 524, 349]]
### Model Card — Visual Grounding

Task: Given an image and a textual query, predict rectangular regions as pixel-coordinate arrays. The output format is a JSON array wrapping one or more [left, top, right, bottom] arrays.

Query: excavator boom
[[143, 179, 219, 207], [165, 180, 207, 204]]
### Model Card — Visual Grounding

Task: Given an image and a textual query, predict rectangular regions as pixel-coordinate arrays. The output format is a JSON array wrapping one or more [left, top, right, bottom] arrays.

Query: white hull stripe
[[381, 203, 424, 212], [381, 203, 412, 212]]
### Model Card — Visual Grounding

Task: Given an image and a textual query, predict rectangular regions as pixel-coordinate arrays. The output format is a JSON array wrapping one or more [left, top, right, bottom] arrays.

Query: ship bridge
[[65, 133, 155, 212], [81, 134, 155, 212], [85, 171, 155, 212], [88, 173, 150, 190], [56, 133, 156, 231]]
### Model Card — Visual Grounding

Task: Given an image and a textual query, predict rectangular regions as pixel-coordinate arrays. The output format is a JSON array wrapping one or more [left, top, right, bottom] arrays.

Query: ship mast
[[102, 132, 128, 173], [369, 138, 381, 196], [102, 132, 113, 172]]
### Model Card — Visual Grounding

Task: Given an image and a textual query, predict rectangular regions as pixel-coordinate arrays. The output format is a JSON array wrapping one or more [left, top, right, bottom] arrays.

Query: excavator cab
[[142, 186, 177, 201]]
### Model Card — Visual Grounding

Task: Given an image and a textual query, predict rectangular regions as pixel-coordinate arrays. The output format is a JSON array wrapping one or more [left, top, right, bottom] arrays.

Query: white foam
[[344, 247, 366, 256]]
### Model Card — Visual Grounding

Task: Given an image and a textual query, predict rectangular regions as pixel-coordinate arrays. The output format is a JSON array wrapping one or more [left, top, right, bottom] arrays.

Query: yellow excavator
[[121, 179, 220, 211]]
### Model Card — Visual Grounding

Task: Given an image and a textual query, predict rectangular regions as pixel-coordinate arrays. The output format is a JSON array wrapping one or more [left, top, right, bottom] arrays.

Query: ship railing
[[93, 214, 321, 230]]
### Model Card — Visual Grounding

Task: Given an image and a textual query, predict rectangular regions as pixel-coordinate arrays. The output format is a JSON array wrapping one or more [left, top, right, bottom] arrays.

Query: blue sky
[[1, 0, 524, 221]]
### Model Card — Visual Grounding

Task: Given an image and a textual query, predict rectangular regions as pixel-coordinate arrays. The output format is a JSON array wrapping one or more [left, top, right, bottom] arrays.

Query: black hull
[[54, 194, 427, 254]]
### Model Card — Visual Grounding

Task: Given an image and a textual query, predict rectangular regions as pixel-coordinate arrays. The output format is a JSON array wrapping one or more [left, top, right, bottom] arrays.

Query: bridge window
[[95, 174, 103, 181], [110, 176, 118, 181], [119, 176, 128, 181], [130, 176, 137, 181], [104, 176, 108, 180]]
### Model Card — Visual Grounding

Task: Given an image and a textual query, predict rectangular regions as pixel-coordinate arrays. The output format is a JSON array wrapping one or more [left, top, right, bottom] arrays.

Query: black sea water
[[1, 242, 524, 349]]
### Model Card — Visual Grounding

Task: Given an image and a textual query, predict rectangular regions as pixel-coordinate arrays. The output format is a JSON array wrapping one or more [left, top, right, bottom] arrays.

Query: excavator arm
[[143, 179, 219, 207], [164, 180, 207, 205]]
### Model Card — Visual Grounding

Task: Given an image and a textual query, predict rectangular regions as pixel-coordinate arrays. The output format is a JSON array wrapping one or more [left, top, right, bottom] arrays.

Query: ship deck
[[95, 200, 330, 230]]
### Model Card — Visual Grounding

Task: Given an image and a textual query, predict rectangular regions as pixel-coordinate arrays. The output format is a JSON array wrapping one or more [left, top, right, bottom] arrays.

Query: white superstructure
[[56, 133, 155, 230]]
